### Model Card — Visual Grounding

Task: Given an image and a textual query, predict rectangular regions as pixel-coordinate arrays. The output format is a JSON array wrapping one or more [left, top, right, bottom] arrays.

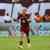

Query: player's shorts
[[20, 25, 30, 33]]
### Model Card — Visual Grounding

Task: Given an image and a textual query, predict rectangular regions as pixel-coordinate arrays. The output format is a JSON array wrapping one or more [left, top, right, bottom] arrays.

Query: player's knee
[[26, 32, 29, 37], [24, 34, 26, 37]]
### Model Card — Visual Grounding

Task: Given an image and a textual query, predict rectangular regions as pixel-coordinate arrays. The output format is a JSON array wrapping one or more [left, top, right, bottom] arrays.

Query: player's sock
[[26, 32, 30, 44], [19, 41, 23, 45], [27, 37, 30, 44], [27, 38, 31, 48], [27, 36, 31, 48]]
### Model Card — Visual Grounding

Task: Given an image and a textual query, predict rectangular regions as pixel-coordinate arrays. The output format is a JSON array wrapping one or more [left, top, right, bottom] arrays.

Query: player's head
[[22, 7, 27, 14], [19, 7, 27, 15], [20, 7, 28, 17]]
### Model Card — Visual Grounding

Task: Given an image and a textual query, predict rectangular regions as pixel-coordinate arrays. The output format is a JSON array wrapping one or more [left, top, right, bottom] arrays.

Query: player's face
[[22, 9, 27, 16], [23, 9, 27, 13]]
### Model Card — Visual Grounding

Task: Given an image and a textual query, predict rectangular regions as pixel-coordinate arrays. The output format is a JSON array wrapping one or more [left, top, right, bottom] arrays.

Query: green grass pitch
[[0, 36, 50, 50]]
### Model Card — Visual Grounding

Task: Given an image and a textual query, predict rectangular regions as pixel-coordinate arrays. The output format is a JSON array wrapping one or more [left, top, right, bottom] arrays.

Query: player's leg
[[26, 32, 31, 48], [17, 32, 24, 48], [26, 32, 30, 43], [24, 27, 31, 44]]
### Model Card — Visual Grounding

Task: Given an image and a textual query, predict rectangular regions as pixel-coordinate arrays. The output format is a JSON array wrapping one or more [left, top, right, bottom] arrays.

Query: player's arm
[[27, 14, 31, 23], [27, 19, 31, 23], [16, 13, 21, 22], [13, 14, 21, 22]]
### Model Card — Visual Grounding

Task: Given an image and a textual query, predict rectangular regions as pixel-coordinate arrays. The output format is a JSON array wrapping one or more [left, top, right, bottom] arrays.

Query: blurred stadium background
[[0, 0, 50, 50]]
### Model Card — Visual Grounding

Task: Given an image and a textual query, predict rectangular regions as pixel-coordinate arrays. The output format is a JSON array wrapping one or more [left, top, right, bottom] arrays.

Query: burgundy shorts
[[20, 26, 30, 33]]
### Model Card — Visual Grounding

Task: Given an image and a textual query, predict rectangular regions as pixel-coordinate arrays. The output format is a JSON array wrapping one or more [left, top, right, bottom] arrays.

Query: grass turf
[[0, 36, 50, 50]]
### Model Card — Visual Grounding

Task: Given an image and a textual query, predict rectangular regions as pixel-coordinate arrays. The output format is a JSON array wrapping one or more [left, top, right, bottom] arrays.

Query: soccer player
[[16, 7, 31, 48]]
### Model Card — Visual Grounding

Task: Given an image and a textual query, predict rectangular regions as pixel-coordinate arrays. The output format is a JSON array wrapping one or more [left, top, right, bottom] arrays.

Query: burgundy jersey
[[17, 13, 31, 33], [17, 14, 30, 25]]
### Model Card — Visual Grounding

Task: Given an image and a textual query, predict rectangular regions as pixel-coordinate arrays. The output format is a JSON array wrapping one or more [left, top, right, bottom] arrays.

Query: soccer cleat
[[16, 45, 24, 49], [27, 43, 31, 48]]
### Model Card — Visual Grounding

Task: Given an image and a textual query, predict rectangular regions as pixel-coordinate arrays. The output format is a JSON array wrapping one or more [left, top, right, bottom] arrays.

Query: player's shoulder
[[26, 12, 31, 17], [26, 11, 30, 14]]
